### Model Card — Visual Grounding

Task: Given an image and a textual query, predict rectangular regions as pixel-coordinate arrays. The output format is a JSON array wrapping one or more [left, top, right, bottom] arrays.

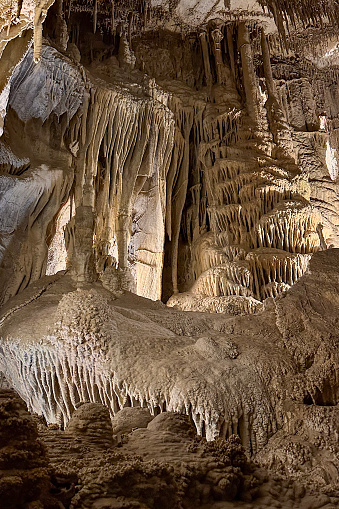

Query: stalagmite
[[116, 212, 130, 270], [72, 206, 97, 283]]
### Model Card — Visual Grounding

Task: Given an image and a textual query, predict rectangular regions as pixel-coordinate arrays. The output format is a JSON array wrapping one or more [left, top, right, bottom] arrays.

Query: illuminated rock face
[[0, 2, 339, 506], [0, 21, 338, 307]]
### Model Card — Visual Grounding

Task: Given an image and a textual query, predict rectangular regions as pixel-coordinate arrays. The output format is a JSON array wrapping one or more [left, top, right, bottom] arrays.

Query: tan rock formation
[[0, 1, 338, 506], [19, 400, 339, 508], [0, 389, 56, 509], [0, 249, 338, 459]]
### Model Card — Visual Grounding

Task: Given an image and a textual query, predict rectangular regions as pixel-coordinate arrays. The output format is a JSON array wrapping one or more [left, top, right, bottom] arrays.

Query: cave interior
[[0, 1, 339, 508]]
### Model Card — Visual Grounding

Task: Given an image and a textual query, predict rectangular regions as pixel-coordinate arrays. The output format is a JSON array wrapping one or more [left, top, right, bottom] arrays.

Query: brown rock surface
[[27, 405, 339, 508], [111, 407, 154, 437], [66, 403, 115, 449], [0, 389, 56, 509]]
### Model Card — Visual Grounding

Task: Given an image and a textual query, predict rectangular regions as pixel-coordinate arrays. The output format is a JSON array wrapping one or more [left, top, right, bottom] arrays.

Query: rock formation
[[0, 389, 57, 509], [3, 393, 338, 508], [0, 0, 338, 507]]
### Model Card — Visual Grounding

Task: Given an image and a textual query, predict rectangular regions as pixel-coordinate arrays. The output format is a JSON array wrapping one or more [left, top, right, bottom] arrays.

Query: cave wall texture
[[0, 1, 339, 508]]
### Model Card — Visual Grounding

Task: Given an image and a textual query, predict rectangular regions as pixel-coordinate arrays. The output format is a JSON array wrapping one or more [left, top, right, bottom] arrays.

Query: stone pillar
[[55, 0, 69, 51], [199, 31, 213, 88], [261, 29, 279, 105], [71, 153, 97, 283], [72, 205, 96, 283], [238, 22, 260, 125], [118, 25, 136, 69], [211, 28, 226, 85], [116, 211, 130, 270], [261, 28, 295, 158]]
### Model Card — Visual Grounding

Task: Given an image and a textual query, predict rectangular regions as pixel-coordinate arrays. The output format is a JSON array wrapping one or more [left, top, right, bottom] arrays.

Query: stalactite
[[32, 1, 56, 63], [247, 250, 312, 299], [143, 0, 148, 28], [191, 263, 253, 298], [211, 29, 227, 86], [93, 0, 97, 34], [199, 31, 213, 88], [0, 337, 233, 442], [259, 0, 339, 40], [33, 7, 43, 63], [226, 24, 236, 82], [67, 0, 72, 19], [128, 11, 133, 50], [172, 33, 324, 309], [111, 0, 115, 35], [261, 29, 280, 106], [0, 7, 339, 493], [165, 98, 194, 294], [66, 75, 174, 295]]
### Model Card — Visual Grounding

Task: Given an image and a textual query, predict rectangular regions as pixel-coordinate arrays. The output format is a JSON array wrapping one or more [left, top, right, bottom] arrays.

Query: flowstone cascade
[[167, 24, 329, 312], [0, 249, 338, 449]]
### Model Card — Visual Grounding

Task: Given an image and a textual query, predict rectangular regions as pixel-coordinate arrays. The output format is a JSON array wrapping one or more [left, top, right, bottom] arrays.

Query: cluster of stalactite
[[259, 0, 339, 43], [1, 4, 339, 470], [66, 0, 158, 36], [0, 335, 279, 453], [0, 35, 177, 303], [65, 78, 175, 299], [247, 250, 312, 299], [1, 5, 337, 307], [0, 280, 288, 455]]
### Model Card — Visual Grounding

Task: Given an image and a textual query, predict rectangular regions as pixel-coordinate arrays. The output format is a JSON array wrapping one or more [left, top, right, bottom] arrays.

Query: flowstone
[[0, 250, 338, 476]]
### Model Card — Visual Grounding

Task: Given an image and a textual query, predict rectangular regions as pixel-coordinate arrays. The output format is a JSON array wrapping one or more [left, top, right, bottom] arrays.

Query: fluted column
[[238, 22, 260, 125], [199, 31, 213, 88], [211, 28, 226, 85]]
